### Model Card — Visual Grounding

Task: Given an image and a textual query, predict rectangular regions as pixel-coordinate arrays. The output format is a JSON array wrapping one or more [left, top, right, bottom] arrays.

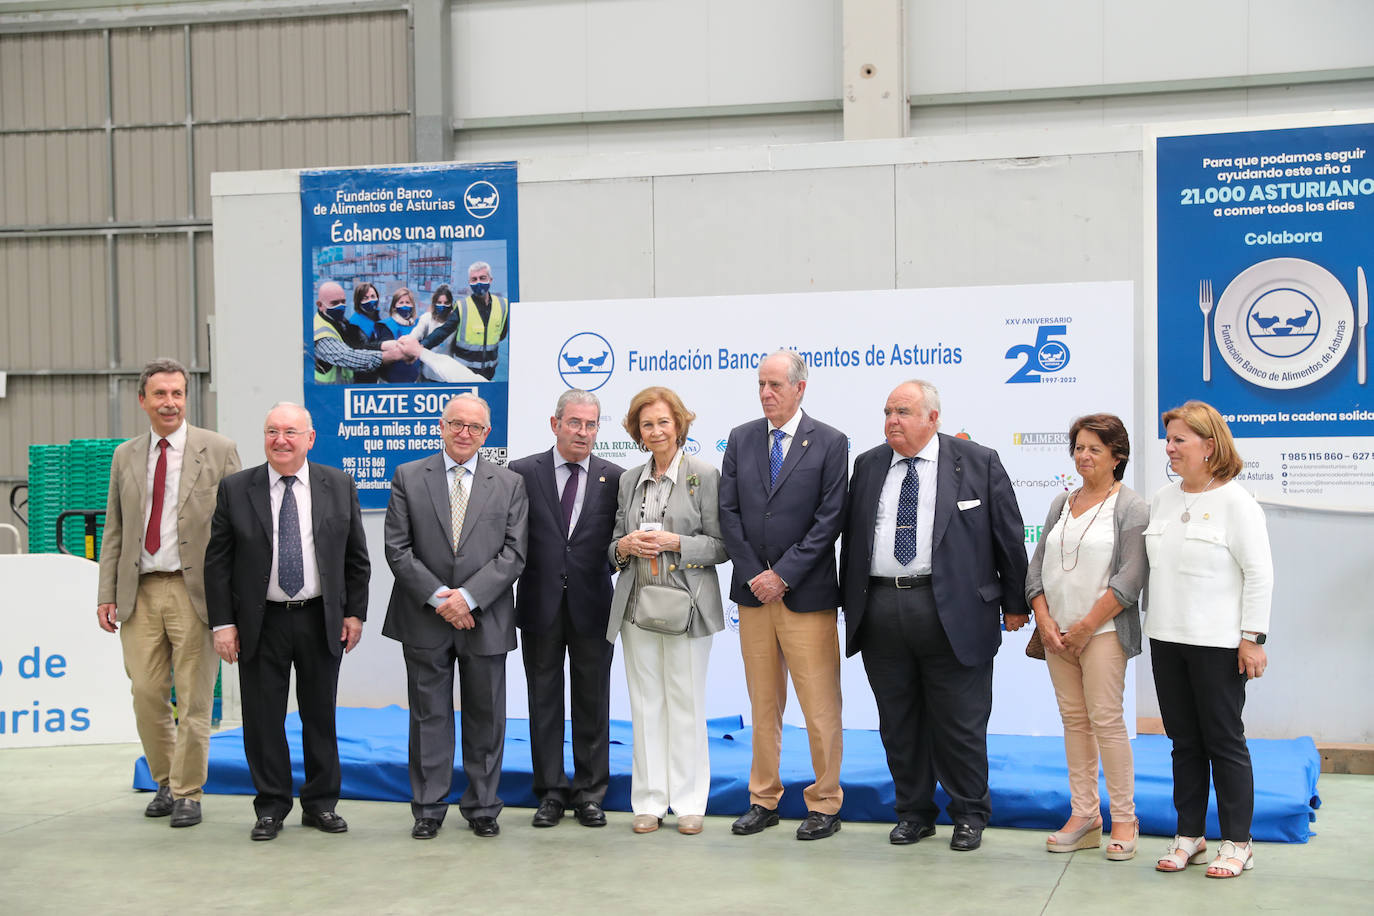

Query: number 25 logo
[[1005, 325, 1070, 384]]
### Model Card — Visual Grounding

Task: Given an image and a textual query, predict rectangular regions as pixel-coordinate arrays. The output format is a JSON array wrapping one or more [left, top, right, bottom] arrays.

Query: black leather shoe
[[469, 816, 500, 838], [574, 801, 607, 828], [531, 798, 564, 828], [732, 804, 780, 836], [144, 786, 174, 818], [302, 810, 348, 833], [796, 811, 841, 840], [412, 817, 441, 839], [889, 821, 937, 845], [950, 823, 984, 851], [250, 816, 282, 841], [169, 798, 202, 828]]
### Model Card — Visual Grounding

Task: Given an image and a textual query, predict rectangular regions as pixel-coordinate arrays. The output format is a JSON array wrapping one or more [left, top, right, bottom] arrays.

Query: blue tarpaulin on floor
[[133, 705, 1321, 842]]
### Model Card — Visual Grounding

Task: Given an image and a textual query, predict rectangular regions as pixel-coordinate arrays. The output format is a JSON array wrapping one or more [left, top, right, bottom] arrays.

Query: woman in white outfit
[[607, 386, 726, 836]]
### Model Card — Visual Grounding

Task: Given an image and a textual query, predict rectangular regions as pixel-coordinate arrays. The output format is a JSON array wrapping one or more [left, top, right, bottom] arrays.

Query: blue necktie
[[278, 476, 304, 597], [769, 429, 785, 487], [894, 458, 920, 566]]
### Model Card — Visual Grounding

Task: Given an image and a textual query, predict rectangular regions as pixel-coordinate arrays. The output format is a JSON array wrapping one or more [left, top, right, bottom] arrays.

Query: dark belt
[[870, 574, 931, 589], [266, 596, 324, 610], [141, 570, 182, 579]]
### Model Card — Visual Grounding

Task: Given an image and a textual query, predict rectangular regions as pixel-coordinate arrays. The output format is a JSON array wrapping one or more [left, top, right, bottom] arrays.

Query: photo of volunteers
[[310, 240, 511, 386]]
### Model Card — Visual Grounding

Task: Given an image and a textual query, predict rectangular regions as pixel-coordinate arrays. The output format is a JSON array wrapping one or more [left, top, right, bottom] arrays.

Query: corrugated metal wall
[[0, 10, 412, 551]]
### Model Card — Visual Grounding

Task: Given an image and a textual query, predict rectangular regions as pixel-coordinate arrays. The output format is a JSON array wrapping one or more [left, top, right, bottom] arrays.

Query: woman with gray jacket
[[608, 386, 727, 836], [1025, 413, 1148, 861]]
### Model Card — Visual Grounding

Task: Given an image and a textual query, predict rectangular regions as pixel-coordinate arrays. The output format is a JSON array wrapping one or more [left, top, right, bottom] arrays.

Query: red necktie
[[145, 438, 169, 555]]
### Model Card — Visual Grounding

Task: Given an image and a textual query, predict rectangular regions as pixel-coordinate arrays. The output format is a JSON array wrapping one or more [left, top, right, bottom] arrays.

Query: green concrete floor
[[0, 741, 1367, 915]]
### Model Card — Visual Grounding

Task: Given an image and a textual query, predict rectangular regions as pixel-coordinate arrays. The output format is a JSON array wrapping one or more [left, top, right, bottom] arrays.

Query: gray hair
[[555, 389, 601, 419], [764, 349, 808, 385], [445, 391, 492, 426], [138, 357, 188, 396], [266, 401, 314, 430], [903, 378, 942, 424], [468, 261, 492, 276]]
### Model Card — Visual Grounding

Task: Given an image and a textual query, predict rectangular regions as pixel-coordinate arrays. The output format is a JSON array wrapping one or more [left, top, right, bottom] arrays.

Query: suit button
[[669, 564, 677, 571], [765, 512, 771, 518]]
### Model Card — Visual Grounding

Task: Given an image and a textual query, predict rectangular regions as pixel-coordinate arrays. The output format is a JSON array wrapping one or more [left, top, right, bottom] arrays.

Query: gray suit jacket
[[606, 452, 727, 641], [381, 452, 528, 655], [97, 425, 242, 624]]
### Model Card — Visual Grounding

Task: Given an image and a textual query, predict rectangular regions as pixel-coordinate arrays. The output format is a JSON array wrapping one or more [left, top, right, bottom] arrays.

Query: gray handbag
[[631, 583, 696, 636]]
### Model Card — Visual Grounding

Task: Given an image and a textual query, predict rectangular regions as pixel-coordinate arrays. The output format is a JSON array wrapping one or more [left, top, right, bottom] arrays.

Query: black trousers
[[1150, 638, 1254, 840], [521, 593, 614, 806], [402, 640, 506, 823], [238, 603, 342, 820], [860, 582, 993, 828]]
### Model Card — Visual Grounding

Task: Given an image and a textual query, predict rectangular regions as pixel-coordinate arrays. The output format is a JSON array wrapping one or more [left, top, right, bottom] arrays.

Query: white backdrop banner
[[506, 282, 1135, 735]]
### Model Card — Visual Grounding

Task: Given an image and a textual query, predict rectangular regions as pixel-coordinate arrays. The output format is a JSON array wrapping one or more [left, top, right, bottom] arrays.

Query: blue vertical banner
[[301, 163, 518, 508], [1154, 121, 1374, 504]]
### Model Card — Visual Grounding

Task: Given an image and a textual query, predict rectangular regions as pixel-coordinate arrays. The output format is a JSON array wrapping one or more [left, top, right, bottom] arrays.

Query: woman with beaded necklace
[[1026, 413, 1148, 860], [1147, 401, 1272, 878]]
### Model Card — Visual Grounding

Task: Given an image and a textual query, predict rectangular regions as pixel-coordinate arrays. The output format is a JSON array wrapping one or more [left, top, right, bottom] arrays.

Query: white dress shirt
[[266, 462, 321, 601], [140, 420, 187, 573], [429, 452, 481, 611], [870, 436, 939, 577], [553, 447, 591, 535], [766, 409, 803, 463]]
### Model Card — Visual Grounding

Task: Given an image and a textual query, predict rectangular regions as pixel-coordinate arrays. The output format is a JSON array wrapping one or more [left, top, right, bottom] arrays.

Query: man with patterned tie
[[382, 393, 528, 839], [97, 358, 242, 828], [203, 402, 370, 840], [839, 379, 1029, 851], [719, 350, 849, 840], [510, 390, 623, 828]]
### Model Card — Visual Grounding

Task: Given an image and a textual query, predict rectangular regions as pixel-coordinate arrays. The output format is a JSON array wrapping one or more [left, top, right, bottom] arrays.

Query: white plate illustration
[[1213, 257, 1353, 390]]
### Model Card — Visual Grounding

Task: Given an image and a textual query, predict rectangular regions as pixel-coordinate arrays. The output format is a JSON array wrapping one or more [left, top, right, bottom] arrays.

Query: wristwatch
[[1242, 631, 1267, 645]]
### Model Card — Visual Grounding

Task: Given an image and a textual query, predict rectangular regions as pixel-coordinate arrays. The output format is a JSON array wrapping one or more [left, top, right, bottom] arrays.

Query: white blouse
[[1041, 490, 1118, 636]]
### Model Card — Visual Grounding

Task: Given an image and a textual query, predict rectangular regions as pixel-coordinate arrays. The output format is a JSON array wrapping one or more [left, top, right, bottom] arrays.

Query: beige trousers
[[119, 573, 218, 801], [738, 601, 844, 815], [1045, 631, 1134, 822]]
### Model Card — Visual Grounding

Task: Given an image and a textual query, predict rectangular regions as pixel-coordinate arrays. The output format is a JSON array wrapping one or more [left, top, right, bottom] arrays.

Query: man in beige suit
[[97, 357, 241, 827]]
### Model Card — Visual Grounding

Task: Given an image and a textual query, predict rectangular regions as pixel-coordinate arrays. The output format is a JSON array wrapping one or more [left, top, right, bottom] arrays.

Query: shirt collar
[[890, 433, 940, 468], [770, 410, 803, 440], [269, 460, 310, 490], [552, 446, 590, 473], [635, 447, 686, 489], [151, 421, 188, 451], [444, 451, 480, 477]]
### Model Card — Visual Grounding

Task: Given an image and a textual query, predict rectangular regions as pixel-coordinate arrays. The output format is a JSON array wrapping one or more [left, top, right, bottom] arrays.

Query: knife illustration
[[1359, 266, 1368, 385]]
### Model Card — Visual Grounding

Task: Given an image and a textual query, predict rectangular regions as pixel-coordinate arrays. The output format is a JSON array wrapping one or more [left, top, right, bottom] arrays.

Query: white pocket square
[[957, 499, 981, 511]]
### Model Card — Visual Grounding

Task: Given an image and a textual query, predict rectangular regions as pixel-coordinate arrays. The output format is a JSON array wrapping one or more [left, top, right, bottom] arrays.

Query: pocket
[[1178, 524, 1227, 578], [1143, 518, 1168, 565]]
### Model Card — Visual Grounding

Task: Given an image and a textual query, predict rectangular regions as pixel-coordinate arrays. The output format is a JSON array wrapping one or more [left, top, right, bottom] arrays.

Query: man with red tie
[[97, 358, 242, 827]]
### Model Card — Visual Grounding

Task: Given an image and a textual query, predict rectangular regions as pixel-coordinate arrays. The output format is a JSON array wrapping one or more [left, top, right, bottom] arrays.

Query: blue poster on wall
[[1154, 121, 1373, 504], [1157, 123, 1371, 433], [300, 163, 518, 508]]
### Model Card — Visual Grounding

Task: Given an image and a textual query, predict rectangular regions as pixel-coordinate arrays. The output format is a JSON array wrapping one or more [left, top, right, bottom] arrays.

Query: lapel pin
[[599, 476, 606, 482], [802, 440, 809, 447]]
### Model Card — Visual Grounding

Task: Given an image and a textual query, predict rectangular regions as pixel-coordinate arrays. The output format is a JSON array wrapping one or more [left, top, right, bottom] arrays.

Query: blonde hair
[[1160, 400, 1244, 482], [622, 386, 695, 449]]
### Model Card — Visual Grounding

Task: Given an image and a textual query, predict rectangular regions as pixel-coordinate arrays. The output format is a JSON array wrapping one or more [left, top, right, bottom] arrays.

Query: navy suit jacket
[[719, 411, 848, 613], [839, 433, 1029, 665], [204, 461, 370, 662], [510, 449, 623, 638]]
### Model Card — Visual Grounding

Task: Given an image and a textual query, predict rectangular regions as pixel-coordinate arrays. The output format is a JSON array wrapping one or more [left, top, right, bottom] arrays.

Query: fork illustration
[[1199, 279, 1213, 382]]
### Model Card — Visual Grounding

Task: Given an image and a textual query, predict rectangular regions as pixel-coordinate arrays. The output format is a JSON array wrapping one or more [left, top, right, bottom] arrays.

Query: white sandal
[[1205, 840, 1254, 878], [1156, 834, 1208, 872]]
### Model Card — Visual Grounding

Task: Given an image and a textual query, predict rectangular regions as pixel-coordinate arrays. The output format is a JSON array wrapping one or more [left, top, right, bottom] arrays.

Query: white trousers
[[620, 621, 713, 818]]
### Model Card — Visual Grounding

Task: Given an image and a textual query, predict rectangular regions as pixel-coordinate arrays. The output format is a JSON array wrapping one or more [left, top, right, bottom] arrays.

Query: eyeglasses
[[443, 419, 488, 436], [264, 428, 309, 440], [561, 418, 598, 432]]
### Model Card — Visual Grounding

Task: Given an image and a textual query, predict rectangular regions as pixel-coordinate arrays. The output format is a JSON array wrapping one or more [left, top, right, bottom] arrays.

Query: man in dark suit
[[719, 351, 848, 841], [383, 392, 528, 839], [840, 379, 1029, 851], [510, 390, 623, 829], [204, 402, 369, 841]]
